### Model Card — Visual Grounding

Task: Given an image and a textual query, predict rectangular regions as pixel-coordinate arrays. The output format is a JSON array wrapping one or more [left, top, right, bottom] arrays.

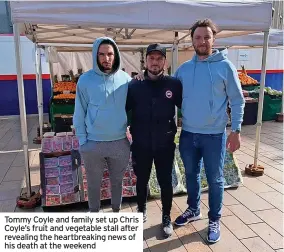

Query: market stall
[[10, 0, 273, 204], [214, 30, 283, 125], [213, 27, 283, 174], [236, 63, 282, 123]]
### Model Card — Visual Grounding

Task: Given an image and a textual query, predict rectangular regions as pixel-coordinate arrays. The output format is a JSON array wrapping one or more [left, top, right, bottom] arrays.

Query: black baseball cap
[[146, 43, 166, 58]]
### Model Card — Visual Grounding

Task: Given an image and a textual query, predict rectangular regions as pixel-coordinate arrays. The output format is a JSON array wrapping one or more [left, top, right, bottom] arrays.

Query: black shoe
[[162, 215, 173, 238], [137, 207, 147, 223]]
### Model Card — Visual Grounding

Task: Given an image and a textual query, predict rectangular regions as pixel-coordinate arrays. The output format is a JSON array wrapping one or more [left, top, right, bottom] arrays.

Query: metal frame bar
[[38, 42, 175, 48], [113, 28, 125, 40], [38, 40, 177, 45], [178, 32, 191, 42], [37, 26, 175, 42], [125, 28, 129, 38], [49, 61, 55, 87], [131, 29, 169, 39], [36, 27, 105, 41], [13, 23, 31, 197], [35, 45, 44, 138], [253, 30, 270, 166], [128, 29, 136, 38], [171, 32, 179, 126], [38, 30, 97, 41]]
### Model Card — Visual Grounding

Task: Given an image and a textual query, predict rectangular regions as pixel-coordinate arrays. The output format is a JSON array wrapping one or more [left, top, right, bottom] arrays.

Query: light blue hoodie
[[73, 37, 132, 145], [174, 48, 245, 134]]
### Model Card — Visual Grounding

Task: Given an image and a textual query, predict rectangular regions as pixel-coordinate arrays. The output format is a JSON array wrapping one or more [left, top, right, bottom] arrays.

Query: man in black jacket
[[126, 44, 182, 237]]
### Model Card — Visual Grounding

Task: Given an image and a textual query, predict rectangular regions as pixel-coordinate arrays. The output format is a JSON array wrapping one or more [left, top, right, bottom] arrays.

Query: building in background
[[0, 1, 51, 116]]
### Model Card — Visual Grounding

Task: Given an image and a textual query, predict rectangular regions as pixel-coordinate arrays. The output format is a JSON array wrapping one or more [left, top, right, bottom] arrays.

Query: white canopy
[[10, 0, 272, 45], [215, 29, 284, 47]]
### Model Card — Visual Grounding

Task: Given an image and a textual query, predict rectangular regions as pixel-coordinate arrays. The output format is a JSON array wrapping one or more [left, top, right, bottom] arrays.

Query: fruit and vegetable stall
[[238, 66, 282, 123], [49, 70, 81, 133]]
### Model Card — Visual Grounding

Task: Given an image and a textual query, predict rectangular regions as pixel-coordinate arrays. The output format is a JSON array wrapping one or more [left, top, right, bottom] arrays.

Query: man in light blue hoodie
[[174, 19, 245, 243], [73, 37, 132, 212]]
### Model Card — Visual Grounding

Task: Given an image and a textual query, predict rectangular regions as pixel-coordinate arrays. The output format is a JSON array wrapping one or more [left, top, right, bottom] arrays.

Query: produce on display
[[53, 94, 76, 99], [42, 132, 79, 153], [149, 139, 242, 197], [53, 82, 76, 93], [248, 87, 283, 121], [41, 153, 80, 206], [250, 86, 282, 97], [40, 131, 137, 207], [51, 76, 78, 132], [51, 83, 75, 131], [242, 90, 249, 97], [244, 97, 258, 103], [238, 65, 258, 85]]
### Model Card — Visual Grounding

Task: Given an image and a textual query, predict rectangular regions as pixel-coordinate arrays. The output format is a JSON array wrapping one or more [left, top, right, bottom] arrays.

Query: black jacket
[[126, 73, 182, 151]]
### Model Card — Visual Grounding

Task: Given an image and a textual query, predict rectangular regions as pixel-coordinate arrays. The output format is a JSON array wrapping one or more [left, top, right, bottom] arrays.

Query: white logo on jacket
[[165, 90, 172, 99]]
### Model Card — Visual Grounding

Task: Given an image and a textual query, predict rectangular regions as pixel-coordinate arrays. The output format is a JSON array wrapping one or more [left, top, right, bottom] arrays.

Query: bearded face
[[192, 26, 215, 57], [146, 51, 166, 75]]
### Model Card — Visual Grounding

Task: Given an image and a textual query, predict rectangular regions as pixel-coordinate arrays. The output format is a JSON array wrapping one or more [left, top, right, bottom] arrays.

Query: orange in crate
[[53, 82, 76, 92], [53, 93, 76, 99]]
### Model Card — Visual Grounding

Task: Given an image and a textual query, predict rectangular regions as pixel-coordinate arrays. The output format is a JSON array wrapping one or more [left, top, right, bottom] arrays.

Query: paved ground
[[0, 116, 283, 252]]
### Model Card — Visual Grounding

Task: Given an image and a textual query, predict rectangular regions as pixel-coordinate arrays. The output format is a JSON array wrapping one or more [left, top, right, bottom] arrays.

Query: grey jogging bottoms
[[79, 138, 130, 212]]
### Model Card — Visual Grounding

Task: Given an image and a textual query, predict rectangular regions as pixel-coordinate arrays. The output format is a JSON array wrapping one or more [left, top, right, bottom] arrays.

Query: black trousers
[[132, 144, 175, 216]]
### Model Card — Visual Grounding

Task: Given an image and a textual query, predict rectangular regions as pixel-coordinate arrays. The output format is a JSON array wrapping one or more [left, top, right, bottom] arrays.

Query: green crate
[[242, 84, 260, 91], [248, 93, 282, 121], [51, 103, 74, 115], [262, 95, 282, 121], [50, 103, 74, 130]]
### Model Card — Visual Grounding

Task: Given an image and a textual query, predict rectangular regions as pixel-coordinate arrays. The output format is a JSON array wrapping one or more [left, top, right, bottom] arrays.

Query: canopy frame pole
[[48, 61, 54, 88], [13, 23, 31, 197], [35, 45, 44, 138], [171, 32, 179, 126], [253, 30, 269, 167]]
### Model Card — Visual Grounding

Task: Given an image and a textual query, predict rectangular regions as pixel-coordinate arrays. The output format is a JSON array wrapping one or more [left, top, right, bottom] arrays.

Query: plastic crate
[[241, 83, 260, 91], [243, 99, 258, 125], [50, 103, 74, 130], [249, 93, 282, 121], [262, 95, 282, 121], [50, 103, 74, 115], [54, 115, 73, 133], [52, 99, 75, 105]]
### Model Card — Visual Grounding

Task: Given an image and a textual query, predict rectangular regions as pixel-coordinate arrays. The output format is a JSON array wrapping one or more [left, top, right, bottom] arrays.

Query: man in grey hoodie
[[73, 37, 132, 212]]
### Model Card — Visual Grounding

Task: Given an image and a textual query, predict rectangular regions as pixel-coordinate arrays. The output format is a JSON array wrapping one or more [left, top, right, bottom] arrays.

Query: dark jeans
[[179, 130, 226, 221], [132, 144, 175, 216]]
